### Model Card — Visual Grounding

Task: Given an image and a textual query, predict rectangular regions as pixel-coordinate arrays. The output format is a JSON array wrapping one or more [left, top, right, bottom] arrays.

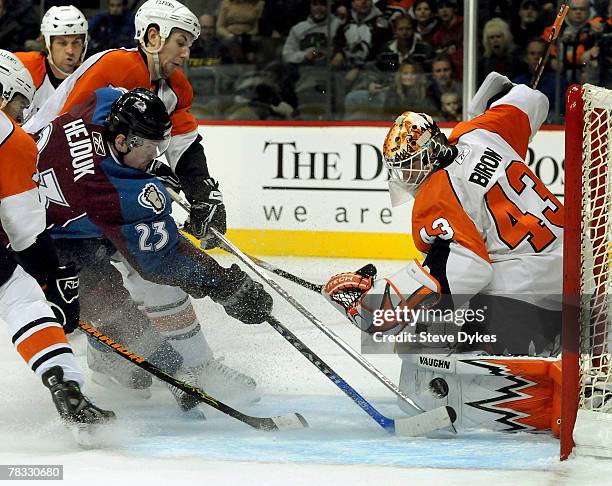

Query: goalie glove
[[44, 263, 80, 334], [185, 179, 227, 250], [325, 261, 440, 333]]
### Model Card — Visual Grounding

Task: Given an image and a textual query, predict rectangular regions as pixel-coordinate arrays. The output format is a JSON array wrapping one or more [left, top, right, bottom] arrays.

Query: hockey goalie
[[324, 72, 564, 435]]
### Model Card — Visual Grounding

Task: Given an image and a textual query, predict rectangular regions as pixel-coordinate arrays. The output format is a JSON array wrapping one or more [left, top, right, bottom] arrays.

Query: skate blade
[[69, 423, 102, 448], [91, 372, 152, 399]]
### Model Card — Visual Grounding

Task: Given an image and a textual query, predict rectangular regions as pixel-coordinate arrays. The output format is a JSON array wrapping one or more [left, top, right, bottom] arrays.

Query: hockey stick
[[174, 222, 455, 434], [169, 189, 455, 433], [209, 228, 456, 430], [264, 315, 455, 435], [167, 187, 324, 293], [530, 2, 569, 88], [78, 321, 308, 432]]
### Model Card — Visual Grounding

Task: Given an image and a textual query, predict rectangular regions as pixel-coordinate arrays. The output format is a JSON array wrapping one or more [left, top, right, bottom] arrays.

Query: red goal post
[[562, 83, 612, 460]]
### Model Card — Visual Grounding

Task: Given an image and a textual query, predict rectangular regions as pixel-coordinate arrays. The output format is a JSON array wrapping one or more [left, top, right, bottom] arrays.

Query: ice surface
[[1, 256, 611, 485]]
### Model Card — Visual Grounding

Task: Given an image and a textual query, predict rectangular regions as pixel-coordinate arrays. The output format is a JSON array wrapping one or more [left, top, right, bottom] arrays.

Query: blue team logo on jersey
[[138, 183, 166, 214]]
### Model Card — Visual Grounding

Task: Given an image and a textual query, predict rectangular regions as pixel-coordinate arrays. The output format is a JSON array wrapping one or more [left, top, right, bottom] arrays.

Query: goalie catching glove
[[210, 264, 273, 324], [324, 261, 440, 333]]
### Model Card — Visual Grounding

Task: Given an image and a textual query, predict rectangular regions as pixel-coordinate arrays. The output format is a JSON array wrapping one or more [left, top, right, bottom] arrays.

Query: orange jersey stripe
[[449, 104, 532, 159], [412, 170, 490, 262], [0, 114, 38, 199], [16, 326, 69, 363], [15, 51, 47, 89]]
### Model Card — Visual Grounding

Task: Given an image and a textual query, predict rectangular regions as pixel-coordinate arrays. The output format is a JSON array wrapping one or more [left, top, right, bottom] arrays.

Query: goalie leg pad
[[398, 353, 561, 433]]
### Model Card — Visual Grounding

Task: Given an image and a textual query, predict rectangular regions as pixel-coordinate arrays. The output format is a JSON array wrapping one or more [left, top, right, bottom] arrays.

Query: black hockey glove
[[148, 159, 182, 194], [44, 263, 80, 334], [210, 264, 273, 324], [186, 178, 227, 250]]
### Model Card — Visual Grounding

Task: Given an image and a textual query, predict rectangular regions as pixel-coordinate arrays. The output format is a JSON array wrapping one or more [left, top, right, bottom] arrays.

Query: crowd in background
[[1, 0, 611, 121]]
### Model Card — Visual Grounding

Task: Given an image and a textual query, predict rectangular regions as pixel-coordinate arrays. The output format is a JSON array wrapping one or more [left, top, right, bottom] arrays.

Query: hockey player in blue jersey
[[31, 87, 273, 410]]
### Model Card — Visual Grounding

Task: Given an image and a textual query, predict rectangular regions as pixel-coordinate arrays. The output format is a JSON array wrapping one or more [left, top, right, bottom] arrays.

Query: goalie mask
[[383, 111, 454, 206]]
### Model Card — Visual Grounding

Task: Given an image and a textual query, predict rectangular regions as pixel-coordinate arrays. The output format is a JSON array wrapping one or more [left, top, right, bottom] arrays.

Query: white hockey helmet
[[41, 5, 89, 62], [134, 0, 200, 47], [0, 50, 35, 109]]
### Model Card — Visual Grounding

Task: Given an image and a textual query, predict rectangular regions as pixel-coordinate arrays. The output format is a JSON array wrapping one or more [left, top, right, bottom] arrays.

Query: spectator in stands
[[510, 0, 545, 51], [382, 60, 439, 119], [550, 0, 593, 83], [217, 0, 265, 38], [438, 90, 461, 121], [412, 0, 439, 46], [258, 0, 311, 37], [283, 0, 340, 65], [513, 37, 569, 120], [190, 14, 233, 66], [217, 0, 265, 63], [88, 0, 135, 55], [430, 53, 461, 110], [374, 0, 413, 21], [376, 13, 434, 71], [0, 0, 39, 51], [331, 0, 391, 71], [577, 0, 612, 88], [478, 18, 520, 84], [282, 0, 340, 118], [431, 0, 463, 73]]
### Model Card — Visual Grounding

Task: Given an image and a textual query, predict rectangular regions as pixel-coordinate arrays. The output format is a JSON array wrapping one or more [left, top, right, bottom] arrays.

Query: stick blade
[[271, 413, 309, 430], [394, 406, 456, 437]]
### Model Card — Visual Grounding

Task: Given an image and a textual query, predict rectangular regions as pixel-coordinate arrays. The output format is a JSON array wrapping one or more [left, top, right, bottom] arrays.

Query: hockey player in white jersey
[[15, 5, 88, 120], [323, 72, 564, 434], [0, 50, 114, 439]]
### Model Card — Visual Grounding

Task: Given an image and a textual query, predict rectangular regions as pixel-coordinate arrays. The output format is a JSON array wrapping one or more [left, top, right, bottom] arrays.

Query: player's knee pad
[[110, 254, 196, 333]]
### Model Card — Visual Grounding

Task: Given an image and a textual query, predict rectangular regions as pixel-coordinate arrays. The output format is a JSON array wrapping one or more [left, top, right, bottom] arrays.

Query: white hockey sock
[[161, 321, 213, 368]]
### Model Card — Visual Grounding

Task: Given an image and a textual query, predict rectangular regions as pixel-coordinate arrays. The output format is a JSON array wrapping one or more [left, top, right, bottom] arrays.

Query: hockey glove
[[148, 159, 182, 193], [44, 263, 80, 334], [210, 264, 273, 324], [186, 178, 227, 249], [324, 264, 376, 327]]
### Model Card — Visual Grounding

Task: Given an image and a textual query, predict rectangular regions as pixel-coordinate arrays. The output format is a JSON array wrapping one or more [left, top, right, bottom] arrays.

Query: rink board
[[196, 122, 565, 258]]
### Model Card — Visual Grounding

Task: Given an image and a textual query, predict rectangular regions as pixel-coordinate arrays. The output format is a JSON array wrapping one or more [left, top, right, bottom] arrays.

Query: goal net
[[562, 83, 612, 460]]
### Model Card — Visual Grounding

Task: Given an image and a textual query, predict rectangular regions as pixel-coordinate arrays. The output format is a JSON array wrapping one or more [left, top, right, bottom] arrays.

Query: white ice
[[1, 255, 611, 485]]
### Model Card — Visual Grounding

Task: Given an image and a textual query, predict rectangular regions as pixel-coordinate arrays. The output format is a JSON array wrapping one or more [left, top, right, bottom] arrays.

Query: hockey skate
[[167, 358, 259, 413], [87, 342, 153, 398], [42, 366, 116, 446]]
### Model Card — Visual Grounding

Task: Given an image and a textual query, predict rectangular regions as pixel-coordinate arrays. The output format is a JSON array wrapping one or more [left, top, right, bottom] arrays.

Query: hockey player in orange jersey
[[15, 6, 88, 121], [0, 50, 114, 439], [323, 72, 564, 434]]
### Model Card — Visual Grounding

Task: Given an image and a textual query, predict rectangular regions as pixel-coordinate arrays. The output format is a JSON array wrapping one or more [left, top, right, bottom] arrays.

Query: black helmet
[[105, 88, 171, 147]]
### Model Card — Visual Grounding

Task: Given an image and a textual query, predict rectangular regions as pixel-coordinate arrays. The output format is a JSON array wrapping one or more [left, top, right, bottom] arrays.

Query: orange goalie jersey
[[412, 84, 563, 313]]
